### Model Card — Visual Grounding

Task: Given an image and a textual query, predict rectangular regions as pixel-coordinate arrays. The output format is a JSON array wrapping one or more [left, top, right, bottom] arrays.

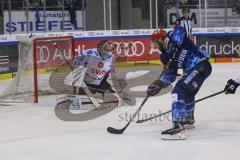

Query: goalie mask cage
[[0, 36, 75, 103]]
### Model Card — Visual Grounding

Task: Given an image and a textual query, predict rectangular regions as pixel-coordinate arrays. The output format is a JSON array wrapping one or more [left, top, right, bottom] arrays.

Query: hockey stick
[[107, 61, 171, 134], [53, 43, 100, 108], [136, 90, 225, 123], [71, 68, 100, 108]]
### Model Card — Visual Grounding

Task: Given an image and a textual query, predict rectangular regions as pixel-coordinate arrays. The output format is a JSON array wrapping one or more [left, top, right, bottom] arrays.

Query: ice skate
[[161, 122, 186, 140]]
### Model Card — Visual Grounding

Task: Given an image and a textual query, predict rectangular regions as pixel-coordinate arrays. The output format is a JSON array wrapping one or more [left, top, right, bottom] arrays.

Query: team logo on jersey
[[178, 49, 188, 68], [98, 62, 104, 68], [184, 70, 199, 84], [90, 68, 107, 75]]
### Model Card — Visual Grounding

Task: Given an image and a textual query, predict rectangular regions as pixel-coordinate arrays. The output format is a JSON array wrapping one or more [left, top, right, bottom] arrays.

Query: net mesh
[[0, 36, 74, 103]]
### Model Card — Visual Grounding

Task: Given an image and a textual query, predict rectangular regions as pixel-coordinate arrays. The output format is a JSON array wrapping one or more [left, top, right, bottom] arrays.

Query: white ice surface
[[0, 63, 240, 160], [125, 70, 149, 80], [130, 85, 148, 91]]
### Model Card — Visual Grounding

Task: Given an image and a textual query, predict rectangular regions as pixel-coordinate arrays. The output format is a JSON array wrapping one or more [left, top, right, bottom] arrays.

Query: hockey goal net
[[0, 36, 75, 103]]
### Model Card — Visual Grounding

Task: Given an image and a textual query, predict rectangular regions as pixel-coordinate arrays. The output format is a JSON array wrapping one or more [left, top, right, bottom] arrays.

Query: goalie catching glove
[[147, 79, 165, 96], [224, 79, 240, 94]]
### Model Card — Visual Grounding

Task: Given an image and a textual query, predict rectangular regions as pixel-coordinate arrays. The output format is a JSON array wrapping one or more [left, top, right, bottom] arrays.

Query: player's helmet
[[151, 28, 166, 42], [151, 28, 167, 49]]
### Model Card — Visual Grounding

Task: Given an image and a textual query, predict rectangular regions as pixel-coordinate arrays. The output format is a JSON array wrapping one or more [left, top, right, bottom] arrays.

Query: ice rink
[[0, 63, 240, 160]]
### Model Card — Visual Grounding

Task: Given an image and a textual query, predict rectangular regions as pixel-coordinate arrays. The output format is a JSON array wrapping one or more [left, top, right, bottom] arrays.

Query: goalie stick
[[53, 43, 100, 108], [107, 60, 171, 134], [136, 90, 225, 123]]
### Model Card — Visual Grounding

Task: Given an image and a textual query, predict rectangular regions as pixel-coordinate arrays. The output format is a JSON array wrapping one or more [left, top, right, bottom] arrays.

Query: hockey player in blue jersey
[[147, 26, 212, 140]]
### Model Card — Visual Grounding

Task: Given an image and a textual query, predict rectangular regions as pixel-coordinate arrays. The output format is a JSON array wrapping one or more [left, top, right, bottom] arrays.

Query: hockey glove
[[115, 78, 128, 89], [111, 72, 128, 91], [73, 54, 85, 67], [147, 80, 164, 96], [224, 79, 240, 94]]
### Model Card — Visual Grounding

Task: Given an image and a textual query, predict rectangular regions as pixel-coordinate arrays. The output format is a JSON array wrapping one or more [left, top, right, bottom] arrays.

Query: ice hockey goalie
[[55, 40, 132, 112]]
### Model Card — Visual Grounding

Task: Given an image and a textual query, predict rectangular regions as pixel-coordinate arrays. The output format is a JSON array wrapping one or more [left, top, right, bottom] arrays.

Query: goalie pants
[[86, 80, 113, 93], [78, 79, 113, 95], [171, 59, 212, 122]]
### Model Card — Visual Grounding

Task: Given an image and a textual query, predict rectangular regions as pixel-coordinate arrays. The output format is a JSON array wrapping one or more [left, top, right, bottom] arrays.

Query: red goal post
[[32, 36, 75, 103]]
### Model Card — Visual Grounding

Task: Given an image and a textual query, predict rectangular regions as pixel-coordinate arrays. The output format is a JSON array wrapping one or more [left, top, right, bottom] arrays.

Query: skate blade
[[161, 133, 186, 140], [184, 124, 195, 129]]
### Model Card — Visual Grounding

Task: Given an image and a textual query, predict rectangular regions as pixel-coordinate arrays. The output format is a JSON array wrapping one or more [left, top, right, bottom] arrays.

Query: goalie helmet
[[97, 40, 113, 52]]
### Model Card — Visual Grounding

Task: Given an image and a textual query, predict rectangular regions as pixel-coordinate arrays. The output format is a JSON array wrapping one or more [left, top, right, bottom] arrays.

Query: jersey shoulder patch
[[83, 48, 99, 57]]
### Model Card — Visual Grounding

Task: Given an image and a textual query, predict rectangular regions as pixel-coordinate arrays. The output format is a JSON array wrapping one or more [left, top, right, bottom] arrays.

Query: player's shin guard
[[183, 102, 195, 129], [172, 101, 186, 122]]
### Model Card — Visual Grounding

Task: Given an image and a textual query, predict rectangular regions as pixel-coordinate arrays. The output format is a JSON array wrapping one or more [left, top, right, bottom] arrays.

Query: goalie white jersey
[[75, 48, 114, 85]]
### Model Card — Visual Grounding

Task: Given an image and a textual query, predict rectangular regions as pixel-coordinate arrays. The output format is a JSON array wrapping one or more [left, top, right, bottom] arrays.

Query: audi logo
[[36, 46, 50, 63], [36, 46, 71, 64], [112, 41, 145, 57]]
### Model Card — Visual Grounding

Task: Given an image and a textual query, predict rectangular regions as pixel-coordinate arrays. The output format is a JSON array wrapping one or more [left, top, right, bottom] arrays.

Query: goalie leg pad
[[55, 92, 119, 121]]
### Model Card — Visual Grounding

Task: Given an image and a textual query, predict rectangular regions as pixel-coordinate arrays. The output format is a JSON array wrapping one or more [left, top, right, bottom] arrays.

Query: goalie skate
[[57, 94, 98, 110]]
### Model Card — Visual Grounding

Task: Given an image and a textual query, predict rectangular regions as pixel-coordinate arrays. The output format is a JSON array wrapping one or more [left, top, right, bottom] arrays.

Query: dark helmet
[[182, 7, 190, 13]]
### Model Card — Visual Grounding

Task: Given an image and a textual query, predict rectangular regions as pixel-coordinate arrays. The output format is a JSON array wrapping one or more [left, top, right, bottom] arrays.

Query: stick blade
[[136, 119, 145, 123], [107, 127, 124, 134]]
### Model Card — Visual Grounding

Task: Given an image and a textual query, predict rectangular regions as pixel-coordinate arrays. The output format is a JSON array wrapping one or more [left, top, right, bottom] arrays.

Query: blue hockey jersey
[[160, 26, 209, 87]]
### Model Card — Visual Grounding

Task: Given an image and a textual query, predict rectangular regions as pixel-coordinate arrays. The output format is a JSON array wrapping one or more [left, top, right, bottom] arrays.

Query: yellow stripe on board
[[0, 73, 15, 80], [0, 58, 222, 81], [209, 58, 215, 63]]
